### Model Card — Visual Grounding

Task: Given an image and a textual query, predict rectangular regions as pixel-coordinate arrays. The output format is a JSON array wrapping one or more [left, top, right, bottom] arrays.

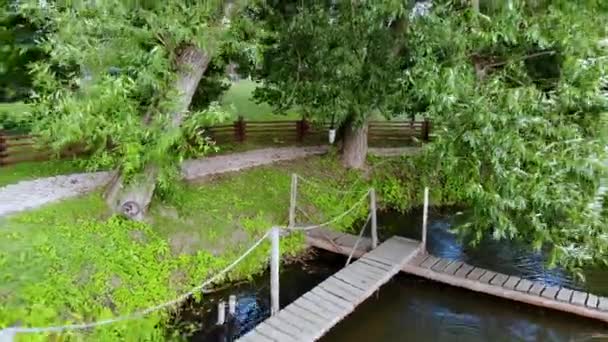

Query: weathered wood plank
[[490, 273, 509, 286], [293, 297, 335, 320], [587, 294, 599, 309], [350, 261, 386, 277], [479, 271, 497, 284], [345, 264, 384, 282], [238, 332, 273, 342], [467, 268, 487, 281], [599, 297, 608, 311], [515, 279, 533, 293], [503, 276, 521, 290], [358, 257, 392, 271], [321, 277, 364, 302], [454, 264, 474, 278], [541, 286, 560, 300], [361, 254, 397, 268], [556, 288, 573, 303], [279, 309, 320, 335], [334, 269, 378, 289], [443, 261, 464, 275], [264, 317, 307, 340], [420, 255, 441, 269], [311, 287, 353, 311], [431, 258, 453, 272], [529, 282, 545, 296], [571, 291, 588, 307], [302, 292, 344, 315], [256, 322, 299, 342], [409, 252, 429, 267], [284, 304, 326, 327]]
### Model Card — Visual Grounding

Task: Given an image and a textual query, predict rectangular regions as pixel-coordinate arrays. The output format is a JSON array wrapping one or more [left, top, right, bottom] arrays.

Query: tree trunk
[[341, 117, 368, 169], [105, 45, 211, 220]]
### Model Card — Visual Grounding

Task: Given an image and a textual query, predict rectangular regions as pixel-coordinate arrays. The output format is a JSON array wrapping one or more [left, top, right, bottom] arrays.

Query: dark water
[[173, 208, 608, 342]]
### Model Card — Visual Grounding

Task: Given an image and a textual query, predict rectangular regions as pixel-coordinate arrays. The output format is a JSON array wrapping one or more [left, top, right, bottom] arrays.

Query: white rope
[[1, 230, 271, 336], [296, 174, 367, 195], [288, 190, 370, 231], [345, 213, 372, 266]]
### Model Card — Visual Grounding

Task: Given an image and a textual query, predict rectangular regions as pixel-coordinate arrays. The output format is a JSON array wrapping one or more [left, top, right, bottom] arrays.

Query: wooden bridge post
[[289, 174, 298, 227], [422, 187, 429, 252], [370, 189, 378, 249], [270, 226, 280, 315], [217, 300, 226, 325]]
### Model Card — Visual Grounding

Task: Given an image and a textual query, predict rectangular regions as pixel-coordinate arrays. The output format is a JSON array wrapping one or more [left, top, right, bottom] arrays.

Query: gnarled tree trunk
[[341, 116, 368, 169], [104, 45, 211, 220]]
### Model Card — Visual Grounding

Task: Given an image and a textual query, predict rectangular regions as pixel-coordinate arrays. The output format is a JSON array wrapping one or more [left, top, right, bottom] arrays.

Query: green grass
[[0, 159, 89, 187], [220, 80, 300, 121], [0, 155, 375, 341], [0, 102, 32, 131]]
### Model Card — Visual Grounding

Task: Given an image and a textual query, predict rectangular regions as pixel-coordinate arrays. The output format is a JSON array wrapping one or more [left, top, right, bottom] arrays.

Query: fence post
[[296, 120, 303, 143], [270, 226, 280, 316], [0, 131, 5, 167], [289, 174, 298, 227], [234, 116, 246, 143], [228, 295, 237, 317], [422, 119, 430, 142], [422, 187, 429, 252], [370, 189, 378, 249]]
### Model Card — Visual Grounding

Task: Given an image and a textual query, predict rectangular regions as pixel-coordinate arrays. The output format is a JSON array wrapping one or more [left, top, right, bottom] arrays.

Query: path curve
[[0, 146, 329, 217]]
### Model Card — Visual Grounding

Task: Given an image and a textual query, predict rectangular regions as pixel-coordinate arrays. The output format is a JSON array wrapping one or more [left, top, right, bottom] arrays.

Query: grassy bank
[[0, 154, 390, 341], [0, 159, 88, 187]]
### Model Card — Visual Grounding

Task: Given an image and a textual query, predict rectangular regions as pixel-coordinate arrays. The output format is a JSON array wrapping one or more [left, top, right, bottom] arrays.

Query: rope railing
[[0, 173, 375, 340]]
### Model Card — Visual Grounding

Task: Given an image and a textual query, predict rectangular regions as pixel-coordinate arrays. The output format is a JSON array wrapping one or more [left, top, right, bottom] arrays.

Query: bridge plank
[[284, 304, 326, 327], [490, 273, 509, 286], [529, 282, 546, 296], [350, 261, 386, 277], [515, 279, 533, 293], [279, 310, 320, 335], [311, 287, 353, 311], [571, 291, 588, 307], [420, 255, 440, 269], [293, 297, 335, 320], [443, 261, 464, 275], [344, 264, 384, 282], [322, 277, 364, 302], [541, 286, 560, 299], [467, 267, 487, 281], [358, 257, 392, 271], [431, 259, 452, 272], [599, 297, 608, 311], [334, 269, 380, 289], [302, 292, 344, 315], [587, 294, 599, 309], [454, 264, 474, 278], [410, 253, 429, 266], [264, 317, 306, 340], [503, 276, 521, 290], [479, 271, 497, 284], [256, 322, 299, 342], [556, 288, 573, 302]]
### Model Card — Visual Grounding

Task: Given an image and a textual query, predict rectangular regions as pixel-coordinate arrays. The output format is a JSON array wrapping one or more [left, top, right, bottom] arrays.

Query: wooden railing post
[[270, 226, 280, 316], [422, 118, 430, 142], [370, 189, 378, 249], [234, 116, 246, 143], [0, 131, 5, 167], [422, 187, 429, 252], [289, 174, 298, 227]]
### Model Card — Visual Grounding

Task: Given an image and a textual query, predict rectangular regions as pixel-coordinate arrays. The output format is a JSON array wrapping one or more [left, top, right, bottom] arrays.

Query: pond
[[171, 207, 608, 341]]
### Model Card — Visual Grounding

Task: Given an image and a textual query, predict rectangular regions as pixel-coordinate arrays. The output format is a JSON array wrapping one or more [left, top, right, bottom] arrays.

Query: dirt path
[[0, 146, 329, 217]]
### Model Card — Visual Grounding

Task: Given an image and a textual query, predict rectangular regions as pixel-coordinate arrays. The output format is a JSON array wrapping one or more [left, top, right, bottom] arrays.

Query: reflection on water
[[173, 207, 608, 342], [322, 207, 608, 342]]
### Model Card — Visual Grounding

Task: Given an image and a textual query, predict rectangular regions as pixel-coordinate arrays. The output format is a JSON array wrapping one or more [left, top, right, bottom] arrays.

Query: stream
[[171, 207, 608, 342]]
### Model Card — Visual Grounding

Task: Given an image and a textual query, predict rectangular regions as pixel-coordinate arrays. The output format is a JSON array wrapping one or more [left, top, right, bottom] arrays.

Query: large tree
[[16, 1, 246, 220], [248, 1, 410, 168], [405, 0, 608, 270]]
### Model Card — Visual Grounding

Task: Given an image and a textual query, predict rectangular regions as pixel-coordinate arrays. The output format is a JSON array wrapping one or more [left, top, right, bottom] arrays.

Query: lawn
[[220, 79, 300, 121], [0, 159, 88, 187], [0, 155, 372, 341]]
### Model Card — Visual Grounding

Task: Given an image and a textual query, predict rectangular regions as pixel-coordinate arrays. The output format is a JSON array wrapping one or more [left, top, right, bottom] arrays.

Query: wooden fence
[[0, 118, 431, 167]]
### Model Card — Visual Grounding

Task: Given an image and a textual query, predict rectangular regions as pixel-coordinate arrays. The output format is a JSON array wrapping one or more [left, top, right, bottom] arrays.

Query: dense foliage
[[403, 0, 608, 270]]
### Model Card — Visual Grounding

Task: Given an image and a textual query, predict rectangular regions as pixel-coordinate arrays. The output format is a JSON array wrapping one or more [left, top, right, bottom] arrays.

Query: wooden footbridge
[[237, 181, 608, 342], [238, 236, 422, 342]]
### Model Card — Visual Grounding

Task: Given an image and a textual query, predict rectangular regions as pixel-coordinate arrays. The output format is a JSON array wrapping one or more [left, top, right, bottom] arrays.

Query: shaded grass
[[0, 154, 375, 340]]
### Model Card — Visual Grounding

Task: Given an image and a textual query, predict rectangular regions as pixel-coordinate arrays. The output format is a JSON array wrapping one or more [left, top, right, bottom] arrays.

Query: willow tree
[[248, 1, 411, 168], [16, 1, 247, 220], [405, 0, 608, 270]]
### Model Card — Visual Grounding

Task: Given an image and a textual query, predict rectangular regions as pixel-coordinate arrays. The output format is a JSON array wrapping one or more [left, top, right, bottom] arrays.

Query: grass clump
[[0, 159, 89, 187]]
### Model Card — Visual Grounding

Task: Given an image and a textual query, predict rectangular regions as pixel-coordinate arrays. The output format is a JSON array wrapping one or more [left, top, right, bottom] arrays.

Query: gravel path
[[0, 146, 329, 217]]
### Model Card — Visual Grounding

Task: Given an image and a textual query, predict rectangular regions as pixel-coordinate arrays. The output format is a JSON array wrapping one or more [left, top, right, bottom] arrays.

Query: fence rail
[[0, 118, 431, 167]]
